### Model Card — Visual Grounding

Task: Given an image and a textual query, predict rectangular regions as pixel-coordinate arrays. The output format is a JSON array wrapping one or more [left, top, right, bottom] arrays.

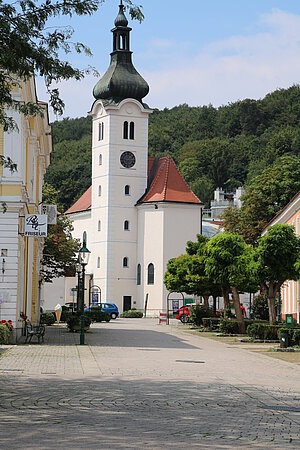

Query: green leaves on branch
[[0, 0, 143, 132], [223, 154, 300, 243], [41, 214, 80, 283]]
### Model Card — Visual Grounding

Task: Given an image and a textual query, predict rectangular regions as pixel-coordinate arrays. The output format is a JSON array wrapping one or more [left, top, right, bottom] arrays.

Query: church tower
[[90, 1, 151, 312]]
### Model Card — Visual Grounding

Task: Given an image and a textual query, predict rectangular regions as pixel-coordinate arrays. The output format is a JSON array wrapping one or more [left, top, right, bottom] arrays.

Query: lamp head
[[78, 244, 91, 265]]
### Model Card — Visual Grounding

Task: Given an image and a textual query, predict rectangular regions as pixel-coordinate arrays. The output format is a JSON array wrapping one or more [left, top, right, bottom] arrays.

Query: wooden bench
[[25, 323, 46, 344]]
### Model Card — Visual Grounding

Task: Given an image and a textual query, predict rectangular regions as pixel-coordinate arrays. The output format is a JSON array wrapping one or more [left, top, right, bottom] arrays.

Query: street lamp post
[[78, 235, 91, 345], [76, 261, 82, 313]]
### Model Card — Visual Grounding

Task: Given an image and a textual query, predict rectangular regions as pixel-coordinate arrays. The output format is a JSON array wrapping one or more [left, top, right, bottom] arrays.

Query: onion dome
[[93, 1, 149, 104], [114, 0, 128, 27]]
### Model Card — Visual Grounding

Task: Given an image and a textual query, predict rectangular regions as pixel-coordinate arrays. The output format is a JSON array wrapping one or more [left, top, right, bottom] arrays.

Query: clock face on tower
[[120, 151, 136, 168]]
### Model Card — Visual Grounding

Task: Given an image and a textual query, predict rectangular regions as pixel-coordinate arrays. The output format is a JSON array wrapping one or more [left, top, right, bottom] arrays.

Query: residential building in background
[[0, 78, 51, 340], [210, 187, 244, 220], [262, 190, 300, 323]]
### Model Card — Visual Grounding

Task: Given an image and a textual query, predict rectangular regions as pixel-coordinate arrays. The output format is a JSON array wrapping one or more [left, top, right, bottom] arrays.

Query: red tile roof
[[65, 156, 202, 214], [65, 186, 92, 214], [140, 156, 202, 205]]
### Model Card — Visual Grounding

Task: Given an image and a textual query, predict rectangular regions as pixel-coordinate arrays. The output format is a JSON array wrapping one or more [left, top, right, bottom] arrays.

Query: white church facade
[[65, 2, 203, 315]]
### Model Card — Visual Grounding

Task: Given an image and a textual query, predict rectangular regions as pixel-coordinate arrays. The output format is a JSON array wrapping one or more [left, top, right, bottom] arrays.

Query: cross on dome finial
[[93, 0, 149, 104]]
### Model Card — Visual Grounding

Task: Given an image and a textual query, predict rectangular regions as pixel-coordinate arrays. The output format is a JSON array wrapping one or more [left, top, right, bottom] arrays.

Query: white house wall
[[137, 203, 202, 315]]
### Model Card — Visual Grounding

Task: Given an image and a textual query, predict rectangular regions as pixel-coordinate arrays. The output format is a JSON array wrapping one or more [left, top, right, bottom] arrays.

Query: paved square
[[0, 319, 300, 449]]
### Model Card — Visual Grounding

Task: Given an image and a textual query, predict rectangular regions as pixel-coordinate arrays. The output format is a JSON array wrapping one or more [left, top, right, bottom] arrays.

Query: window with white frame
[[147, 263, 154, 285], [98, 122, 104, 141]]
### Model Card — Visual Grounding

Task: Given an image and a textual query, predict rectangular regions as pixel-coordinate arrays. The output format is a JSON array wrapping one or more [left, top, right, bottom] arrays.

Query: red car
[[175, 305, 191, 323]]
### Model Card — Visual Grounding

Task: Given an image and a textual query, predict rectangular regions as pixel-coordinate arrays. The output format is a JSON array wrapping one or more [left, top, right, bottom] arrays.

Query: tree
[[0, 0, 143, 168], [255, 224, 300, 324], [205, 232, 257, 332], [223, 154, 300, 243], [41, 183, 80, 282], [41, 215, 80, 282], [164, 235, 221, 310]]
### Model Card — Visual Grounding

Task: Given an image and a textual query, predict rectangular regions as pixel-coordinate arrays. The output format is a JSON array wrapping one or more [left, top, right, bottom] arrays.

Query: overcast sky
[[36, 0, 300, 120]]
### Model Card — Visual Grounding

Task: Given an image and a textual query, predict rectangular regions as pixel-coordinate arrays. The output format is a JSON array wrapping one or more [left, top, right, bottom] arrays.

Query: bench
[[25, 323, 46, 344]]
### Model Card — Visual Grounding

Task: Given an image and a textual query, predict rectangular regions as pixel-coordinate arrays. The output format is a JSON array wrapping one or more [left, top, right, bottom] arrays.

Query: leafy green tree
[[164, 235, 221, 310], [223, 154, 300, 243], [205, 232, 257, 332], [41, 183, 80, 282], [255, 224, 300, 324], [0, 0, 143, 168], [41, 215, 80, 282], [45, 135, 92, 210]]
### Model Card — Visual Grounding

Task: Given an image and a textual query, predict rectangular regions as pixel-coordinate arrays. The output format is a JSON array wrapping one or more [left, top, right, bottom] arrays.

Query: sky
[[36, 0, 300, 120]]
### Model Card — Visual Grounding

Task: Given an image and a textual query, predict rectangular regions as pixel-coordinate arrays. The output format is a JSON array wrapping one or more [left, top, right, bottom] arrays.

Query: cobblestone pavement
[[0, 319, 300, 449]]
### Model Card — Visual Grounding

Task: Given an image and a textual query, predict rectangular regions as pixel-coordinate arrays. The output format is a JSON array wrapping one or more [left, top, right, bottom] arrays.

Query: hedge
[[40, 312, 55, 326], [121, 309, 143, 318], [85, 310, 111, 322], [247, 322, 281, 340], [190, 305, 213, 326], [278, 327, 300, 346]]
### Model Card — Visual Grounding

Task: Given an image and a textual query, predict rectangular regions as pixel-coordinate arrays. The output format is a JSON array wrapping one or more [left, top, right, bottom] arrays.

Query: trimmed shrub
[[121, 309, 143, 318], [190, 305, 213, 326], [0, 323, 12, 344], [40, 312, 55, 326], [293, 328, 300, 345], [60, 310, 72, 323], [85, 310, 111, 322], [219, 319, 241, 334], [66, 314, 92, 332], [252, 295, 269, 321], [202, 317, 220, 329], [247, 322, 280, 340]]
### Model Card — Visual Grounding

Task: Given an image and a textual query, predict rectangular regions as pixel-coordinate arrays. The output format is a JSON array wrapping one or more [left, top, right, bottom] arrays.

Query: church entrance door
[[123, 296, 132, 312]]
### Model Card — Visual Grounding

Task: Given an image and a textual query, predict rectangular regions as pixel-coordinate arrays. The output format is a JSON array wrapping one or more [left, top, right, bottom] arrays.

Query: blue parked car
[[85, 302, 119, 319]]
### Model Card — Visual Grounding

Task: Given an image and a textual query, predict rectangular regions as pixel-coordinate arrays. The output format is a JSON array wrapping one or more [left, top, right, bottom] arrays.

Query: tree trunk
[[231, 286, 245, 334], [267, 282, 277, 324], [223, 289, 230, 311], [212, 296, 217, 316], [203, 295, 209, 308]]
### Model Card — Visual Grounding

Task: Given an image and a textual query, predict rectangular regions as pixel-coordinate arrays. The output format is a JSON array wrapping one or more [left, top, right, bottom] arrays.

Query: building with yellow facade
[[264, 191, 300, 323], [0, 78, 51, 340]]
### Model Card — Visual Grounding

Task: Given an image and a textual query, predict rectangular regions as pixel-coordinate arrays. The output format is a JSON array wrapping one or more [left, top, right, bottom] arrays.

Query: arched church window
[[125, 185, 130, 195], [137, 264, 141, 285], [98, 122, 104, 141], [124, 220, 129, 231], [99, 154, 102, 165], [123, 257, 128, 268], [98, 220, 101, 231], [129, 121, 135, 140], [98, 185, 102, 197], [147, 263, 154, 285], [123, 121, 128, 139]]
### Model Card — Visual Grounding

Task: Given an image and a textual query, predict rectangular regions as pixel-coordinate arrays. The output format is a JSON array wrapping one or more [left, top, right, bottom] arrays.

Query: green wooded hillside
[[46, 85, 300, 211]]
